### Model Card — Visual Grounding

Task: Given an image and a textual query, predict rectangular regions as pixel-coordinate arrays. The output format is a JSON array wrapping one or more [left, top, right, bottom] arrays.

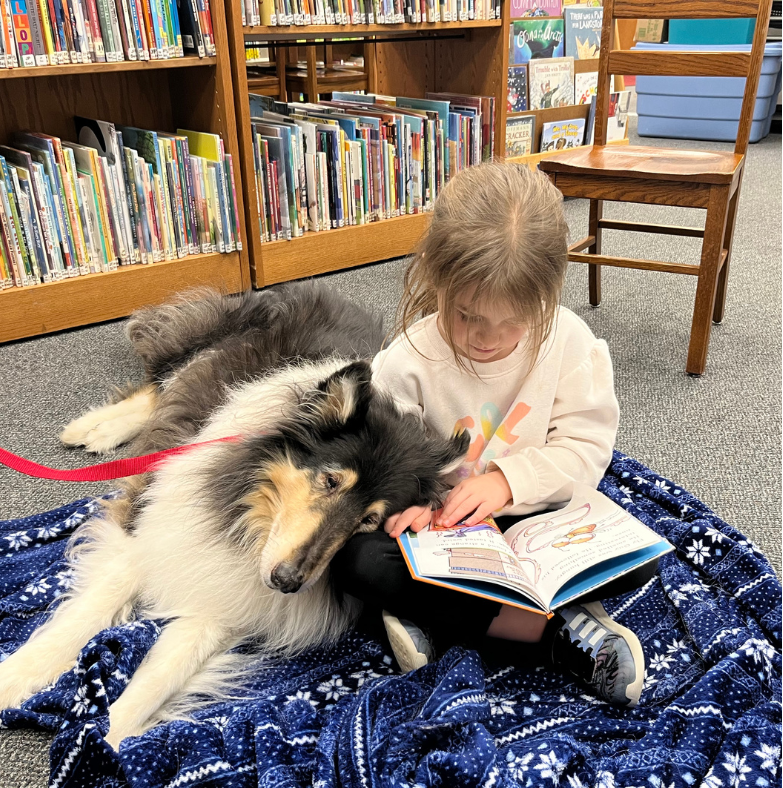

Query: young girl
[[331, 161, 655, 707]]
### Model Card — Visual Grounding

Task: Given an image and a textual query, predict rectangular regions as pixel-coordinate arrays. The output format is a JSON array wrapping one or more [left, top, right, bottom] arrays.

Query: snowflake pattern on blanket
[[0, 452, 780, 788]]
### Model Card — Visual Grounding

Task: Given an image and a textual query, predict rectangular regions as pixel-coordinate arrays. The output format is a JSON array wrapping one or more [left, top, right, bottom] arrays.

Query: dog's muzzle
[[268, 563, 305, 594]]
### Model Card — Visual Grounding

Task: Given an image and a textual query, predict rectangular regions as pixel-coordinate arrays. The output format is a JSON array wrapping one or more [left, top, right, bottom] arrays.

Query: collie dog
[[0, 283, 467, 748]]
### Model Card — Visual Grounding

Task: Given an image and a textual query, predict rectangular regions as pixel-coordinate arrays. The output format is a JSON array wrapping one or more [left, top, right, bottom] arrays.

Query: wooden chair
[[539, 0, 774, 376]]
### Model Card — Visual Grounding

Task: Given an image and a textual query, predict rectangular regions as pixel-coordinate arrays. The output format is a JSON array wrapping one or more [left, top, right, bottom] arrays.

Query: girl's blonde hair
[[396, 160, 569, 372]]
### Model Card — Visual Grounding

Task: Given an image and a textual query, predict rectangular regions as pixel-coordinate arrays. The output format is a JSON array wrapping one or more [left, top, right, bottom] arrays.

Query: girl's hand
[[437, 472, 513, 527], [384, 505, 435, 539]]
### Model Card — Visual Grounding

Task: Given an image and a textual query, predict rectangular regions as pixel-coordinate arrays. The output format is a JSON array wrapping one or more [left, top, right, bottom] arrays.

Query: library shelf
[[258, 212, 432, 284], [0, 57, 218, 81], [0, 252, 244, 343]]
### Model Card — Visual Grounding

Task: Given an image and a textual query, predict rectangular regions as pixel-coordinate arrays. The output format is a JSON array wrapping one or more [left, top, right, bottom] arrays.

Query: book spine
[[94, 0, 115, 59], [115, 0, 137, 59], [104, 0, 125, 59], [225, 153, 241, 251], [81, 0, 104, 59], [24, 0, 49, 64], [10, 0, 36, 65], [56, 0, 77, 62]]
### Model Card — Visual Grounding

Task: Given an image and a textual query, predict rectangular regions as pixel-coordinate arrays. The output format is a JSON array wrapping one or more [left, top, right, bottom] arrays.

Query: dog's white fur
[[0, 358, 359, 749]]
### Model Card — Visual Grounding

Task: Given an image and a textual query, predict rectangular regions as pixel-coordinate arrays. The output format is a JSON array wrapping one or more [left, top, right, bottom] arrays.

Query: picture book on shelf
[[505, 116, 535, 157], [607, 90, 632, 142], [574, 71, 598, 104], [510, 18, 564, 64], [563, 0, 601, 5], [528, 57, 575, 109], [509, 0, 562, 18], [540, 118, 586, 151], [398, 484, 672, 615], [564, 5, 603, 59], [507, 66, 529, 112]]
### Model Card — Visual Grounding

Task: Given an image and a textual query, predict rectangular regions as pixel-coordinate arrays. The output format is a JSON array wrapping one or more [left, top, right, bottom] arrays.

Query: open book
[[398, 484, 672, 615]]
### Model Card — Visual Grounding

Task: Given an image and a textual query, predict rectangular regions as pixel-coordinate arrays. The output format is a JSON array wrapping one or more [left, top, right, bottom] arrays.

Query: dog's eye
[[322, 473, 340, 492], [360, 513, 381, 528]]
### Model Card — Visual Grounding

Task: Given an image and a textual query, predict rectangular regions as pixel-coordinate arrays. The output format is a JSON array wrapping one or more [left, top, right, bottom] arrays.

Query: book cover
[[564, 5, 602, 60], [540, 117, 585, 152], [509, 0, 560, 18], [528, 57, 574, 109], [505, 115, 535, 157], [398, 484, 673, 614], [507, 65, 528, 112], [510, 18, 564, 64], [574, 70, 598, 105], [607, 89, 632, 142]]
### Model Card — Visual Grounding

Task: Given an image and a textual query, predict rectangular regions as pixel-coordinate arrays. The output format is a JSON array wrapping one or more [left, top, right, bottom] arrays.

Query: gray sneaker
[[382, 610, 434, 673], [551, 601, 645, 707]]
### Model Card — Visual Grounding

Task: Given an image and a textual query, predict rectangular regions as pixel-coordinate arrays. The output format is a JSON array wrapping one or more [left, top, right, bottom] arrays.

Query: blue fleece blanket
[[0, 451, 780, 788]]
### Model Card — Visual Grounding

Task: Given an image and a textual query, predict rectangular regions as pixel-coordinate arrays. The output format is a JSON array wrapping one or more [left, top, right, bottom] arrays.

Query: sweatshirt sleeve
[[371, 344, 425, 418], [489, 339, 619, 511]]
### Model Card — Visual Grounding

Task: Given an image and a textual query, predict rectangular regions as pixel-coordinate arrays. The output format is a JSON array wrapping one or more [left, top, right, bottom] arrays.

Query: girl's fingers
[[444, 496, 481, 527], [390, 507, 428, 539], [384, 513, 400, 534], [410, 510, 435, 533], [438, 489, 474, 524], [464, 504, 494, 526]]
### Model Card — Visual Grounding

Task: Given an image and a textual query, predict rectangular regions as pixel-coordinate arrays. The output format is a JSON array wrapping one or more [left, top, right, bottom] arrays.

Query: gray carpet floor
[[0, 119, 780, 787]]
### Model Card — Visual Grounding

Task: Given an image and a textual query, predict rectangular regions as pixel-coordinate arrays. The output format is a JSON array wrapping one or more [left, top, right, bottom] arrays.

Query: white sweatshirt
[[371, 307, 620, 517]]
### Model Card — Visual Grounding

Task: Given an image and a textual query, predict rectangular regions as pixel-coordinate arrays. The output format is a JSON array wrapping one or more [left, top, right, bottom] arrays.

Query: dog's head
[[210, 361, 468, 593]]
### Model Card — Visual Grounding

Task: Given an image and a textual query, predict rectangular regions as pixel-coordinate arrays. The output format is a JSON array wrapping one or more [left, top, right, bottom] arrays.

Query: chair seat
[[538, 144, 744, 185]]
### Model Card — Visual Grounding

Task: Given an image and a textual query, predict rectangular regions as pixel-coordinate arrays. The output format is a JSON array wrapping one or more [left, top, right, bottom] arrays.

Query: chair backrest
[[593, 0, 774, 155]]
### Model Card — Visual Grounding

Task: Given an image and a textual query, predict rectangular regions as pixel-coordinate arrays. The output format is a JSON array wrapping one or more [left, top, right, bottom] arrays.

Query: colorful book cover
[[510, 18, 564, 64], [528, 57, 575, 109], [507, 65, 528, 112], [540, 118, 585, 152], [574, 70, 598, 105], [505, 115, 535, 157], [509, 0, 560, 18], [563, 5, 602, 60]]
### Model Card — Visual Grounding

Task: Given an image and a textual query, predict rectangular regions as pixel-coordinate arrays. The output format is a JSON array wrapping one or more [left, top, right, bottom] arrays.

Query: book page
[[503, 484, 663, 609], [402, 515, 543, 603]]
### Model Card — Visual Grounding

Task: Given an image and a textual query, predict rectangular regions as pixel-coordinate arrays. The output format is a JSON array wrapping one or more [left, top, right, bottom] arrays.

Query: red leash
[[0, 435, 242, 482]]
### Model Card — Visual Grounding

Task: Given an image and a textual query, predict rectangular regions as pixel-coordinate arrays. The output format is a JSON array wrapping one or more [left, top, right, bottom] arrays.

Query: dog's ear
[[310, 360, 373, 426]]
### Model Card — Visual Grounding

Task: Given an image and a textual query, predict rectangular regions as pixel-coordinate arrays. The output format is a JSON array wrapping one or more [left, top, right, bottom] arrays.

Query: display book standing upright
[[399, 483, 672, 615], [503, 0, 630, 161], [0, 0, 250, 343]]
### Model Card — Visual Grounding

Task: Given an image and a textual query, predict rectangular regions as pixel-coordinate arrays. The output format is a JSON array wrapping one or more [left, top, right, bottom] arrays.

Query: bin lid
[[632, 41, 782, 57]]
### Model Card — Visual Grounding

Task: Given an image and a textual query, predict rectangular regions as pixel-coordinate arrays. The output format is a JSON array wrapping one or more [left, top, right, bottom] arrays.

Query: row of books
[[510, 7, 602, 64], [241, 0, 500, 26], [249, 91, 494, 242], [0, 0, 216, 69], [0, 121, 241, 290], [505, 89, 630, 157], [509, 0, 600, 18], [508, 57, 612, 112]]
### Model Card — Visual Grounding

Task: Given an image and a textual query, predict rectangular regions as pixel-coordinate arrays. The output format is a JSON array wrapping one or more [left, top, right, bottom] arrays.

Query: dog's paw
[[60, 408, 142, 453], [60, 408, 114, 450]]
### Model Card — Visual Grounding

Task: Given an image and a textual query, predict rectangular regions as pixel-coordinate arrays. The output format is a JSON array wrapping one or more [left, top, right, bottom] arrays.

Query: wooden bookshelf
[[0, 0, 250, 342], [243, 20, 502, 39], [226, 3, 511, 287]]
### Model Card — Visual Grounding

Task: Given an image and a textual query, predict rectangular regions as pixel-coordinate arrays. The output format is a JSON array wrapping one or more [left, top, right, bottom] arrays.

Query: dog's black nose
[[269, 563, 304, 594]]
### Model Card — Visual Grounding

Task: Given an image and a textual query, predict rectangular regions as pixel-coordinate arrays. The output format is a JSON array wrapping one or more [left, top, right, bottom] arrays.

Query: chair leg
[[587, 199, 603, 306], [713, 184, 741, 324], [686, 185, 731, 376]]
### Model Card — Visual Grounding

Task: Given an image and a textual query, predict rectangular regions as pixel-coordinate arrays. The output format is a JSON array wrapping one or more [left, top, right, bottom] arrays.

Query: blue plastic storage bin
[[635, 42, 783, 143], [669, 19, 756, 45]]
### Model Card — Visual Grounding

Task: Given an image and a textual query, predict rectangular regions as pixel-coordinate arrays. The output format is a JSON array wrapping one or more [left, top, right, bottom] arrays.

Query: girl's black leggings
[[331, 515, 659, 655]]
